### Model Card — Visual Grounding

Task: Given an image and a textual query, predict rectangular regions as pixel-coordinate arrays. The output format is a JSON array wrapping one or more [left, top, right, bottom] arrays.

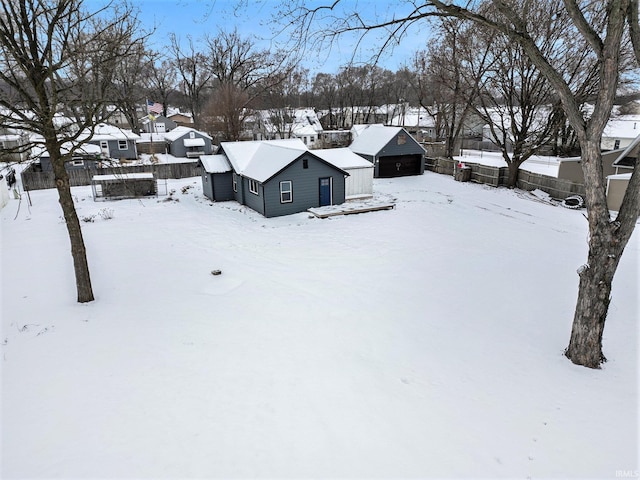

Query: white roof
[[221, 139, 308, 182], [200, 155, 231, 173], [604, 115, 640, 139], [81, 123, 140, 141], [313, 148, 373, 170], [92, 173, 154, 181], [349, 125, 405, 156], [32, 141, 102, 158], [163, 126, 212, 142], [390, 107, 436, 128], [607, 173, 632, 180]]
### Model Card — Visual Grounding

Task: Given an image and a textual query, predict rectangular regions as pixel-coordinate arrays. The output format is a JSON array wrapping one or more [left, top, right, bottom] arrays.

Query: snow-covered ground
[[1, 172, 638, 478], [456, 150, 562, 177]]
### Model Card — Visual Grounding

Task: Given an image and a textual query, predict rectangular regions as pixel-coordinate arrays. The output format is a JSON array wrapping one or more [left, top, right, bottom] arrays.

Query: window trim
[[249, 179, 259, 195], [118, 140, 128, 150], [232, 173, 237, 192], [280, 180, 293, 203]]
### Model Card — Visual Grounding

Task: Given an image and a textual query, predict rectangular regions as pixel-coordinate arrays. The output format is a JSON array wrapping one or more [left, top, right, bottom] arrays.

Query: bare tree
[[280, 0, 640, 368], [169, 34, 212, 127], [0, 0, 146, 303], [410, 18, 494, 158], [144, 53, 178, 118], [206, 28, 295, 141]]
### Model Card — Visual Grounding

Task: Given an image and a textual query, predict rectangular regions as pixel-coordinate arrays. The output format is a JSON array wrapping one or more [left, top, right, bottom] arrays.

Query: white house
[[602, 114, 640, 150]]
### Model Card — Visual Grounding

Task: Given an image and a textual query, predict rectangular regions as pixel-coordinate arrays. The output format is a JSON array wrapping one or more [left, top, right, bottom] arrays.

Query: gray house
[[164, 126, 214, 158], [35, 142, 103, 172], [201, 139, 349, 217], [349, 125, 425, 177], [81, 123, 140, 161]]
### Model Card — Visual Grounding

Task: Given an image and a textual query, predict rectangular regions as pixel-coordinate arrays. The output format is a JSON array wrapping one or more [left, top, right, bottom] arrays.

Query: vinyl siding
[[212, 172, 234, 201], [168, 133, 212, 157], [261, 154, 346, 217]]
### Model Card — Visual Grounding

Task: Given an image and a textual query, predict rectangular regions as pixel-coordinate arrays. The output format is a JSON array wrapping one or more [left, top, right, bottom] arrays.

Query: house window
[[249, 179, 259, 195], [280, 181, 292, 203], [232, 174, 237, 192], [118, 140, 128, 150], [303, 159, 308, 169], [614, 139, 621, 149], [71, 159, 84, 166]]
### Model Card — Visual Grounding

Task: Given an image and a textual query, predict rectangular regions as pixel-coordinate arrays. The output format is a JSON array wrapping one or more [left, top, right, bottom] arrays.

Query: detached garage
[[349, 125, 425, 178]]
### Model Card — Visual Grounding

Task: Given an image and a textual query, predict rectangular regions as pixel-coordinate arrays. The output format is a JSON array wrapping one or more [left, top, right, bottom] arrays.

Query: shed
[[91, 172, 156, 201], [313, 147, 374, 199], [349, 125, 425, 177]]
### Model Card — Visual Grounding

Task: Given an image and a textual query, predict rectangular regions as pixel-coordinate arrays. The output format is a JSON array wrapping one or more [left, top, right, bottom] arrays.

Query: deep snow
[[1, 170, 638, 479]]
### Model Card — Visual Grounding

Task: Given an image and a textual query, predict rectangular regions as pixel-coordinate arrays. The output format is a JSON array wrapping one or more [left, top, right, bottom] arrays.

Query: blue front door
[[319, 177, 332, 206]]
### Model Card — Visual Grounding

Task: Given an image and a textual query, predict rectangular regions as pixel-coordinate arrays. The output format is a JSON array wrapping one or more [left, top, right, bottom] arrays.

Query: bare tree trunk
[[564, 140, 624, 368], [506, 162, 519, 188], [50, 154, 95, 303]]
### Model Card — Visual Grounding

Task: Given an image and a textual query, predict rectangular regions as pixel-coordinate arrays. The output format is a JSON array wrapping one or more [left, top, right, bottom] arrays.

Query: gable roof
[[349, 125, 406, 156], [163, 126, 212, 142], [221, 139, 307, 182], [221, 138, 349, 183], [81, 123, 140, 142]]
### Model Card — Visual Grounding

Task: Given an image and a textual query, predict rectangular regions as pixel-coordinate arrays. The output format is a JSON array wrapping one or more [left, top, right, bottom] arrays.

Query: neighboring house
[[167, 112, 194, 127], [0, 130, 30, 163], [558, 148, 632, 183], [35, 142, 103, 172], [602, 114, 640, 150], [163, 126, 214, 158], [349, 125, 426, 178], [140, 114, 177, 134], [312, 147, 374, 199], [200, 138, 349, 217], [291, 109, 324, 148], [606, 135, 639, 211], [80, 123, 140, 161], [389, 107, 437, 141]]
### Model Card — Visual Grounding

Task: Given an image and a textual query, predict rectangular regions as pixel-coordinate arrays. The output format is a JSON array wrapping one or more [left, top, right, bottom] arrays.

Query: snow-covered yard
[[1, 171, 637, 478]]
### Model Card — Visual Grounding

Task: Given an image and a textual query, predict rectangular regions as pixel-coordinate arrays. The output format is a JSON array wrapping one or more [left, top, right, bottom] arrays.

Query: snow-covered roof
[[604, 115, 640, 139], [81, 123, 140, 142], [313, 148, 373, 170], [349, 125, 405, 156], [32, 141, 102, 158], [607, 173, 632, 180], [200, 154, 232, 174], [389, 108, 436, 128], [163, 126, 212, 142], [92, 173, 155, 181], [221, 138, 309, 183]]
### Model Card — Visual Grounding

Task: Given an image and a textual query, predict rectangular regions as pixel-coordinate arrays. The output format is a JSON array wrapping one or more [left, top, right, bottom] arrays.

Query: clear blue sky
[[87, 0, 431, 74]]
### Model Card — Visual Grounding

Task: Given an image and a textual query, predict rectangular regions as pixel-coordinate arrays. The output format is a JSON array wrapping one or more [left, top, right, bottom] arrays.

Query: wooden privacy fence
[[21, 162, 201, 191], [425, 156, 585, 199]]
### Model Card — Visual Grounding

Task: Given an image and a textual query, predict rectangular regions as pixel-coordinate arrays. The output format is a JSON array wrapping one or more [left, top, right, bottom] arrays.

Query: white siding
[[344, 166, 374, 199]]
